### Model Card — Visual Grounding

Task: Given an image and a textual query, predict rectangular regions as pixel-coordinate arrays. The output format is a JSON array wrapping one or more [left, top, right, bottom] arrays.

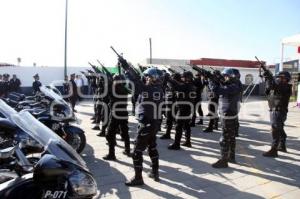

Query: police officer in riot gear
[[103, 74, 131, 160], [210, 68, 243, 168], [263, 71, 292, 157], [120, 66, 163, 186], [160, 72, 181, 139], [203, 71, 220, 133], [167, 71, 196, 150], [191, 72, 205, 126]]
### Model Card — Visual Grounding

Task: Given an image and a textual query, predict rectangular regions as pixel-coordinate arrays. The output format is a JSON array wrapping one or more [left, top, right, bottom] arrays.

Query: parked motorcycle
[[0, 100, 97, 199], [2, 86, 86, 153]]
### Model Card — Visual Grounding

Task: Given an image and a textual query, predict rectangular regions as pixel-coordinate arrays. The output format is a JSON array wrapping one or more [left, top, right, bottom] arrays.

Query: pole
[[64, 0, 68, 77], [280, 43, 284, 72], [149, 38, 152, 64]]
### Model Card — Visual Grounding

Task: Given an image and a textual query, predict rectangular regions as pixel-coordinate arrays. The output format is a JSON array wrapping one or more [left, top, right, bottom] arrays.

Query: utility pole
[[64, 0, 68, 77], [149, 38, 152, 64]]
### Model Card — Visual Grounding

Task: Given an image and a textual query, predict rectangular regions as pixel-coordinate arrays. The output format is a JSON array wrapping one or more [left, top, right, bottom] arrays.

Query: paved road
[[75, 99, 300, 199]]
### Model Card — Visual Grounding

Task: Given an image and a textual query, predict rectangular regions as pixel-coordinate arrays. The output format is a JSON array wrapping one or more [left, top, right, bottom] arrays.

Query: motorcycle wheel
[[66, 132, 86, 153]]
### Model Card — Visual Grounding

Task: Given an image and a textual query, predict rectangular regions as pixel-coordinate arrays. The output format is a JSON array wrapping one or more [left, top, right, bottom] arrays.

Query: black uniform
[[205, 79, 219, 131], [167, 78, 196, 149], [105, 81, 130, 159], [2, 80, 10, 97], [32, 80, 42, 94], [191, 77, 204, 125], [265, 78, 291, 151], [9, 78, 21, 93], [210, 79, 242, 165], [125, 70, 163, 184], [69, 79, 78, 111]]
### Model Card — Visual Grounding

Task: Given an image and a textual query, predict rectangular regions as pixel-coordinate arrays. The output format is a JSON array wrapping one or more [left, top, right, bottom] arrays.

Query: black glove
[[118, 58, 130, 70]]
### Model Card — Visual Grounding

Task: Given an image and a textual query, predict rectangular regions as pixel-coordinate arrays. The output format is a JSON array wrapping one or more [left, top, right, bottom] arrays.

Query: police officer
[[9, 74, 21, 93], [210, 68, 243, 168], [121, 66, 163, 186], [203, 71, 220, 133], [103, 74, 131, 160], [167, 71, 196, 150], [32, 74, 42, 94], [191, 72, 205, 126], [69, 73, 78, 112], [160, 72, 181, 139], [2, 74, 10, 97], [263, 71, 292, 157]]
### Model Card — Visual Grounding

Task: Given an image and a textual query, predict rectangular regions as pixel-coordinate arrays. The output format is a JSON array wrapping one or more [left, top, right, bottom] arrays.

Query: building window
[[245, 74, 254, 85]]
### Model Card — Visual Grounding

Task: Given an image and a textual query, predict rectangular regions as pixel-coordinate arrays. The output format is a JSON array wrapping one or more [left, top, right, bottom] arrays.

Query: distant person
[[69, 73, 78, 112], [2, 74, 10, 97], [75, 74, 84, 100], [32, 74, 42, 94], [63, 75, 69, 95], [9, 74, 21, 93]]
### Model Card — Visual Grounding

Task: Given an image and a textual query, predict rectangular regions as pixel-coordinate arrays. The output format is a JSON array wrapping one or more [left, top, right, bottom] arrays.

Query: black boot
[[148, 169, 159, 182], [190, 122, 195, 127], [125, 169, 144, 186], [92, 126, 100, 130], [123, 142, 132, 157], [263, 147, 278, 157], [160, 133, 171, 140], [97, 129, 106, 137], [203, 127, 213, 133], [168, 143, 180, 150], [182, 141, 192, 148], [212, 158, 228, 168], [213, 118, 219, 130], [277, 142, 287, 153], [196, 119, 203, 125], [228, 153, 237, 164], [103, 146, 116, 161]]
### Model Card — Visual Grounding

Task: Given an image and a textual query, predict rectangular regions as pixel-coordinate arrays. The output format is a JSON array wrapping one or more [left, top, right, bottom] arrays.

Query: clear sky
[[0, 0, 299, 67]]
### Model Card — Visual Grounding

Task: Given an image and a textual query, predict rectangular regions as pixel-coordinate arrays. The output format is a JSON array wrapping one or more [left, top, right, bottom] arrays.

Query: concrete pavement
[[76, 99, 300, 199]]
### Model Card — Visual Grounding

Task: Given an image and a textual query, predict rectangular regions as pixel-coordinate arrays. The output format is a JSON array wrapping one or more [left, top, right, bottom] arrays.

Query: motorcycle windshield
[[40, 85, 73, 119], [0, 99, 18, 119], [40, 85, 64, 102], [11, 110, 87, 169]]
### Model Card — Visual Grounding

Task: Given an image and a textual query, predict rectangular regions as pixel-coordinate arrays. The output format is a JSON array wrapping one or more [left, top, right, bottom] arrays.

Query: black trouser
[[207, 98, 219, 128], [219, 118, 238, 159], [174, 111, 192, 146], [191, 98, 204, 124], [270, 110, 287, 148], [165, 105, 175, 135], [69, 95, 77, 111], [99, 103, 110, 133], [94, 101, 103, 124], [132, 120, 159, 175], [106, 115, 129, 154]]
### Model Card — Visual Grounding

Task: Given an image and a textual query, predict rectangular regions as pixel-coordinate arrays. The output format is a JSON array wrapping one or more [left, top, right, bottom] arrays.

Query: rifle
[[191, 65, 223, 83], [255, 56, 272, 79], [178, 66, 186, 72], [88, 62, 102, 74], [167, 67, 177, 74], [97, 60, 113, 80], [110, 46, 140, 79]]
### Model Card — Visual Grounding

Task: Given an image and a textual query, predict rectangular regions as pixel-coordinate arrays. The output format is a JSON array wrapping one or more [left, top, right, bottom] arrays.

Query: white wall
[[0, 66, 89, 87]]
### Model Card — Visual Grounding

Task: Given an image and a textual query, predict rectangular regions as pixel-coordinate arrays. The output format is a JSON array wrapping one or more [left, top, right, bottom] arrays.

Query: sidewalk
[[76, 99, 300, 199]]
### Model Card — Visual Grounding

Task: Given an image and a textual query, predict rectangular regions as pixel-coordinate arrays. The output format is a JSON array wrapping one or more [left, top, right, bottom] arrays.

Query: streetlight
[[64, 0, 68, 77]]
